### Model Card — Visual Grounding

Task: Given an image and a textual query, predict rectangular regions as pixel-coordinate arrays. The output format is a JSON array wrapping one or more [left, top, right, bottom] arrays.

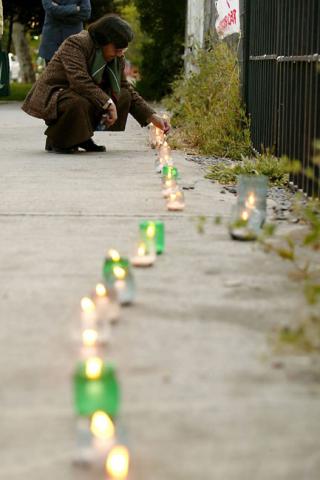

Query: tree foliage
[[2, 0, 129, 31], [134, 0, 187, 100], [3, 0, 44, 35], [90, 0, 119, 22]]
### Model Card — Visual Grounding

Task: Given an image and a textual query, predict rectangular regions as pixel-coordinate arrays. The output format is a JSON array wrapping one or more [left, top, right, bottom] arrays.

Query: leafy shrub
[[165, 43, 252, 159]]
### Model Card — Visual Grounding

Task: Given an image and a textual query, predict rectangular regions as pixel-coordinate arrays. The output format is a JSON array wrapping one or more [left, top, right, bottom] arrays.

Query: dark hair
[[88, 14, 134, 48]]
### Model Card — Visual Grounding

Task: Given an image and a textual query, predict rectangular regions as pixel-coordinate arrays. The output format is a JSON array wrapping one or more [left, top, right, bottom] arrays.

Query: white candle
[[166, 190, 185, 211], [159, 141, 171, 160], [130, 242, 155, 267], [162, 179, 177, 198], [167, 201, 185, 211], [80, 296, 97, 325]]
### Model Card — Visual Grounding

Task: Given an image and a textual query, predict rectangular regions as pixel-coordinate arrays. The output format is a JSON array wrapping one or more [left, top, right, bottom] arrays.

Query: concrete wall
[[185, 0, 217, 71], [185, 0, 205, 50]]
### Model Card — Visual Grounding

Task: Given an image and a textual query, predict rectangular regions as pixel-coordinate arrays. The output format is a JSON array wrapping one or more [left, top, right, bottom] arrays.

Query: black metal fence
[[241, 0, 320, 197]]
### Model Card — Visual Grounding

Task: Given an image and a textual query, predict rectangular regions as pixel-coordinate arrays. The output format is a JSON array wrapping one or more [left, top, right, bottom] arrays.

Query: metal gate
[[242, 0, 320, 197]]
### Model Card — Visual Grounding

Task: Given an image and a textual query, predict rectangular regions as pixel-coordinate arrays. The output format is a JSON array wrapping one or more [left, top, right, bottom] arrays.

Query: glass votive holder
[[237, 174, 268, 214], [158, 140, 171, 160], [105, 444, 130, 480], [149, 124, 164, 149], [74, 414, 116, 466], [139, 220, 165, 254], [162, 178, 177, 198], [166, 187, 185, 211], [103, 257, 135, 305], [80, 322, 111, 351], [155, 156, 173, 174], [229, 175, 268, 240], [73, 359, 120, 418], [80, 296, 97, 327], [162, 165, 179, 181], [93, 283, 120, 324], [229, 204, 266, 241], [130, 239, 156, 267]]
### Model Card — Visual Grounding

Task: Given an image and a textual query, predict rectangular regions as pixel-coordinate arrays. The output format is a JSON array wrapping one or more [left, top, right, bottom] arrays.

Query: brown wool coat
[[22, 30, 154, 125]]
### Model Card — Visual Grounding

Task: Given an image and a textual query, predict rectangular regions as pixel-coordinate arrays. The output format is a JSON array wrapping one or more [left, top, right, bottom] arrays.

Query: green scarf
[[91, 49, 121, 98]]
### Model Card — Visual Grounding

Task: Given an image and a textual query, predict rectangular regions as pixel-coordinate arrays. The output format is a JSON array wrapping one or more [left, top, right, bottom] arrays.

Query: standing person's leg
[[45, 91, 104, 153]]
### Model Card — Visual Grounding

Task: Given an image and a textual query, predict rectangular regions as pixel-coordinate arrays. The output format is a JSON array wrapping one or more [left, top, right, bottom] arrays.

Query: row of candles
[[71, 122, 268, 480], [72, 117, 189, 479], [150, 114, 268, 240], [73, 219, 167, 479], [150, 123, 186, 211]]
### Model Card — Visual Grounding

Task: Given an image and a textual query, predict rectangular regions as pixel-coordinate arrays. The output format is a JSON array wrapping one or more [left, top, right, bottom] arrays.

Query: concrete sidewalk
[[0, 102, 319, 480]]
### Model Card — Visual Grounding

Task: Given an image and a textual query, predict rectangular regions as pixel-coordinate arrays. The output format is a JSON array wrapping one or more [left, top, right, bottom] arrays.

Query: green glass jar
[[139, 220, 165, 254], [73, 361, 120, 418], [162, 165, 179, 180]]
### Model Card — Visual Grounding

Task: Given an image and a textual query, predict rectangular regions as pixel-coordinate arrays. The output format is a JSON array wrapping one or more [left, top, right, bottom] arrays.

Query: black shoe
[[78, 138, 106, 152]]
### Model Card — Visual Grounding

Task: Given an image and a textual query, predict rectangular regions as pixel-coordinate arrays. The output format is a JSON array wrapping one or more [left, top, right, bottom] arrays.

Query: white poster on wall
[[215, 0, 240, 38]]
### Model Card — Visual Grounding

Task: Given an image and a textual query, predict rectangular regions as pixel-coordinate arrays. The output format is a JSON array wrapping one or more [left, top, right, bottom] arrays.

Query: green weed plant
[[165, 43, 251, 159], [206, 152, 291, 186], [261, 194, 320, 353]]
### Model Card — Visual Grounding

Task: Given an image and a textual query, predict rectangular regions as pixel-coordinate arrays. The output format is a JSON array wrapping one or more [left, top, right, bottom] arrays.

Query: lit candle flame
[[137, 244, 146, 257], [81, 297, 96, 313], [82, 329, 98, 347], [105, 445, 130, 480], [90, 411, 115, 440], [85, 357, 103, 379], [146, 223, 156, 238], [241, 210, 249, 221], [95, 283, 107, 297], [108, 249, 121, 262], [113, 266, 126, 280], [246, 192, 256, 208]]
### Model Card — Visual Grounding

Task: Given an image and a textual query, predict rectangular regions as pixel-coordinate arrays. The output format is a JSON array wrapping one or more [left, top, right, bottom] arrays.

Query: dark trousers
[[45, 88, 131, 149]]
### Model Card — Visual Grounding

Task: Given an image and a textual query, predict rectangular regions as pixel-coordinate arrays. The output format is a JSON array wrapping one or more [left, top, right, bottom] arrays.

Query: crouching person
[[22, 14, 169, 153]]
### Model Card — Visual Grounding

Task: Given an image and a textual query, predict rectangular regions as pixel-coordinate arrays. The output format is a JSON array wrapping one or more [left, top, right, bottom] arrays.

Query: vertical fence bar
[[244, 0, 320, 198]]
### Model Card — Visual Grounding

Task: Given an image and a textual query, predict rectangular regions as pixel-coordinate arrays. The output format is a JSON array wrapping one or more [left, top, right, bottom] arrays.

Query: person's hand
[[149, 114, 171, 134], [102, 103, 118, 127]]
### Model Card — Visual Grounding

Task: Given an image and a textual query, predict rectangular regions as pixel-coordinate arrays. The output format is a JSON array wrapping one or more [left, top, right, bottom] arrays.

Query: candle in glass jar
[[162, 165, 179, 182], [81, 296, 97, 325], [105, 445, 130, 480], [130, 241, 156, 267], [158, 141, 171, 160], [167, 188, 185, 211], [103, 257, 135, 305], [149, 124, 165, 149], [162, 178, 177, 198], [139, 220, 165, 254], [93, 283, 120, 324], [73, 360, 120, 417]]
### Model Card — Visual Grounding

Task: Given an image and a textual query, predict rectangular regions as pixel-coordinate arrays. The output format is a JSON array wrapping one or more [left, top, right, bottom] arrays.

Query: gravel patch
[[185, 154, 299, 221]]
